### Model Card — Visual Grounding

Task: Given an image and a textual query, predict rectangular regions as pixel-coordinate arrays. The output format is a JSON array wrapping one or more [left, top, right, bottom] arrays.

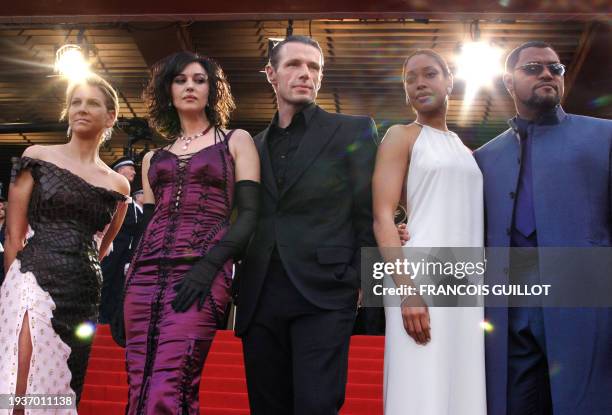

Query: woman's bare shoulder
[[21, 144, 64, 162], [379, 123, 422, 149]]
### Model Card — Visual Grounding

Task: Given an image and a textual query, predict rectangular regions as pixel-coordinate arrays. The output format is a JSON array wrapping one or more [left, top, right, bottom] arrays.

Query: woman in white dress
[[372, 49, 487, 414]]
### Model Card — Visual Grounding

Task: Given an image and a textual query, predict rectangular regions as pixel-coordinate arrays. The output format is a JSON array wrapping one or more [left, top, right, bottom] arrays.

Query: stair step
[[81, 325, 384, 414]]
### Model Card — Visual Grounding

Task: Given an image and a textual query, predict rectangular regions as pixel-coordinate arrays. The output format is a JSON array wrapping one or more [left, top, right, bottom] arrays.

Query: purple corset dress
[[124, 133, 235, 415]]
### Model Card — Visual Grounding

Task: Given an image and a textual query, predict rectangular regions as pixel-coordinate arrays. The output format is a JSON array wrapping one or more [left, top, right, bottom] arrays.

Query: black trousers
[[242, 259, 356, 415], [507, 250, 553, 415], [99, 253, 127, 323]]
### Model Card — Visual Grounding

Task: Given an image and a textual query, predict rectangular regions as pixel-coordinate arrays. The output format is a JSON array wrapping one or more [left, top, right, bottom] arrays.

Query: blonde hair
[[60, 74, 119, 122]]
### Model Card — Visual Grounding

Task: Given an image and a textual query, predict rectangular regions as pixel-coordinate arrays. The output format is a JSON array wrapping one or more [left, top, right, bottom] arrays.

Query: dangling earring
[[66, 125, 72, 138], [102, 128, 113, 142], [168, 102, 173, 109]]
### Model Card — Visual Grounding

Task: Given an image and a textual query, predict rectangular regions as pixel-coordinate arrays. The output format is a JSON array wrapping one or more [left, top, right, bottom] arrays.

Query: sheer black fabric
[[171, 180, 260, 312]]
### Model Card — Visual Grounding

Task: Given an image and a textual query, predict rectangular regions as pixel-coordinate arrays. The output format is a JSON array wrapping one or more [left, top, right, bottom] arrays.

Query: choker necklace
[[177, 125, 213, 151]]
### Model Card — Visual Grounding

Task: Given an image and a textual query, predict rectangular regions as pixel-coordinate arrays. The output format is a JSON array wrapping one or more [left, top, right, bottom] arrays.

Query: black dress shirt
[[267, 103, 318, 191], [267, 103, 317, 260]]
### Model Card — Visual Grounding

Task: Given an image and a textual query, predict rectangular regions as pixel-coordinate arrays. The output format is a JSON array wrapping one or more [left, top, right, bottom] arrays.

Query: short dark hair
[[268, 35, 324, 69], [144, 51, 235, 137], [505, 41, 557, 72], [403, 49, 452, 81]]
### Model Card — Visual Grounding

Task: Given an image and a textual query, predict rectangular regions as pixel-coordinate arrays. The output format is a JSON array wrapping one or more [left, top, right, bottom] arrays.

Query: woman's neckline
[[159, 139, 225, 158], [22, 157, 127, 200], [414, 121, 453, 135]]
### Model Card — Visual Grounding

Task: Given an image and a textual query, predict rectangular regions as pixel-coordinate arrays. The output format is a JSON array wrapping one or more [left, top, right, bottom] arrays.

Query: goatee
[[524, 93, 560, 112]]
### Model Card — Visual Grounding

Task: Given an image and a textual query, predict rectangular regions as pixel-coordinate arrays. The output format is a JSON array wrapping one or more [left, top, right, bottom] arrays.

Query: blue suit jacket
[[473, 106, 612, 415]]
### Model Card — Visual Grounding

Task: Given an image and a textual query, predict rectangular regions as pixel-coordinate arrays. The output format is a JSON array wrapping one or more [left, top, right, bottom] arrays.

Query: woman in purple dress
[[122, 52, 260, 414]]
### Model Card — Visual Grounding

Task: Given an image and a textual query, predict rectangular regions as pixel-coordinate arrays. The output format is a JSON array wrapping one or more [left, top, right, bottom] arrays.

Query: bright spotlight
[[455, 41, 503, 104], [55, 44, 91, 82], [75, 321, 95, 340]]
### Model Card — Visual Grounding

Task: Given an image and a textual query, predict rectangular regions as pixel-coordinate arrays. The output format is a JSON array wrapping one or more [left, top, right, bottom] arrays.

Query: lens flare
[[55, 45, 91, 82], [455, 41, 504, 105], [75, 321, 95, 340], [346, 142, 360, 153], [549, 361, 562, 377], [589, 94, 612, 109], [480, 320, 494, 333]]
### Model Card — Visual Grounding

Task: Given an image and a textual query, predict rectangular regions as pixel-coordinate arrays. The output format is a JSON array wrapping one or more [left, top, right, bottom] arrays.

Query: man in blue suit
[[474, 41, 612, 415]]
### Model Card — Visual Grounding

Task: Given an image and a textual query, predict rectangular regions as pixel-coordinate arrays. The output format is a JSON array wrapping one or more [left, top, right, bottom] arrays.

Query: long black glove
[[171, 180, 260, 312], [110, 203, 155, 348]]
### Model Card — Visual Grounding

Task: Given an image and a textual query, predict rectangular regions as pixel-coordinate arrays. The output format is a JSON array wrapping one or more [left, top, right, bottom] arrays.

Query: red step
[[79, 325, 384, 414]]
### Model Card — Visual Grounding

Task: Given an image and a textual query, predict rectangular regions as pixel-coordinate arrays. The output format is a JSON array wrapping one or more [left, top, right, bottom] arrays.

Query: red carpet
[[79, 325, 384, 414]]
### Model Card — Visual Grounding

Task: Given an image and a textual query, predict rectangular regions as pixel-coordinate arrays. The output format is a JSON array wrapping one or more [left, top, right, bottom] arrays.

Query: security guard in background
[[99, 157, 143, 323]]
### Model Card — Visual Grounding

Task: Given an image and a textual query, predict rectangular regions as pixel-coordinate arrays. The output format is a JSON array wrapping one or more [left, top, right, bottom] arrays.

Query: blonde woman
[[0, 74, 129, 413]]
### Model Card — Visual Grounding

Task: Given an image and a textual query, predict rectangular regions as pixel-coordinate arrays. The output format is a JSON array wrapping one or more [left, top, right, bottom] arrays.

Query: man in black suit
[[235, 35, 378, 415], [99, 156, 142, 323]]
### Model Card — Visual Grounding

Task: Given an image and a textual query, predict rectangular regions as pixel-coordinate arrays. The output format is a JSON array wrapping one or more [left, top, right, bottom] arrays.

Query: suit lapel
[[255, 127, 279, 199], [280, 107, 340, 199]]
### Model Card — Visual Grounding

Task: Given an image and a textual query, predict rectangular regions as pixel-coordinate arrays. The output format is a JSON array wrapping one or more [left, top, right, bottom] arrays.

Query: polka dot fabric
[[0, 260, 75, 415]]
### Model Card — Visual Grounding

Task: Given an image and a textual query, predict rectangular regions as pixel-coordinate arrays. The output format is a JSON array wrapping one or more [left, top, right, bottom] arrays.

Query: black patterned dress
[[0, 157, 126, 412]]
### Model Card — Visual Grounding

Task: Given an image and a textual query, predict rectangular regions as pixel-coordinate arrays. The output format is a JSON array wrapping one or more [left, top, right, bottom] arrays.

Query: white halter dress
[[383, 124, 487, 415]]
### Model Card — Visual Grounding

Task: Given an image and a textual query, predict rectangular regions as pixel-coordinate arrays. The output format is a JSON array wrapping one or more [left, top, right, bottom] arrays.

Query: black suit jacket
[[235, 106, 378, 335], [102, 201, 142, 277]]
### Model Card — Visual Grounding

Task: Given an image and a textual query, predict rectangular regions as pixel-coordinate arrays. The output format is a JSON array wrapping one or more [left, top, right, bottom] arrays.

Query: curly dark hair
[[144, 51, 236, 137]]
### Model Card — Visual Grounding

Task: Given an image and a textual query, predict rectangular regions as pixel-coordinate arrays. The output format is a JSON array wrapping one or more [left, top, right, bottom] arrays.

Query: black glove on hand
[[171, 180, 260, 312], [171, 261, 217, 312]]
